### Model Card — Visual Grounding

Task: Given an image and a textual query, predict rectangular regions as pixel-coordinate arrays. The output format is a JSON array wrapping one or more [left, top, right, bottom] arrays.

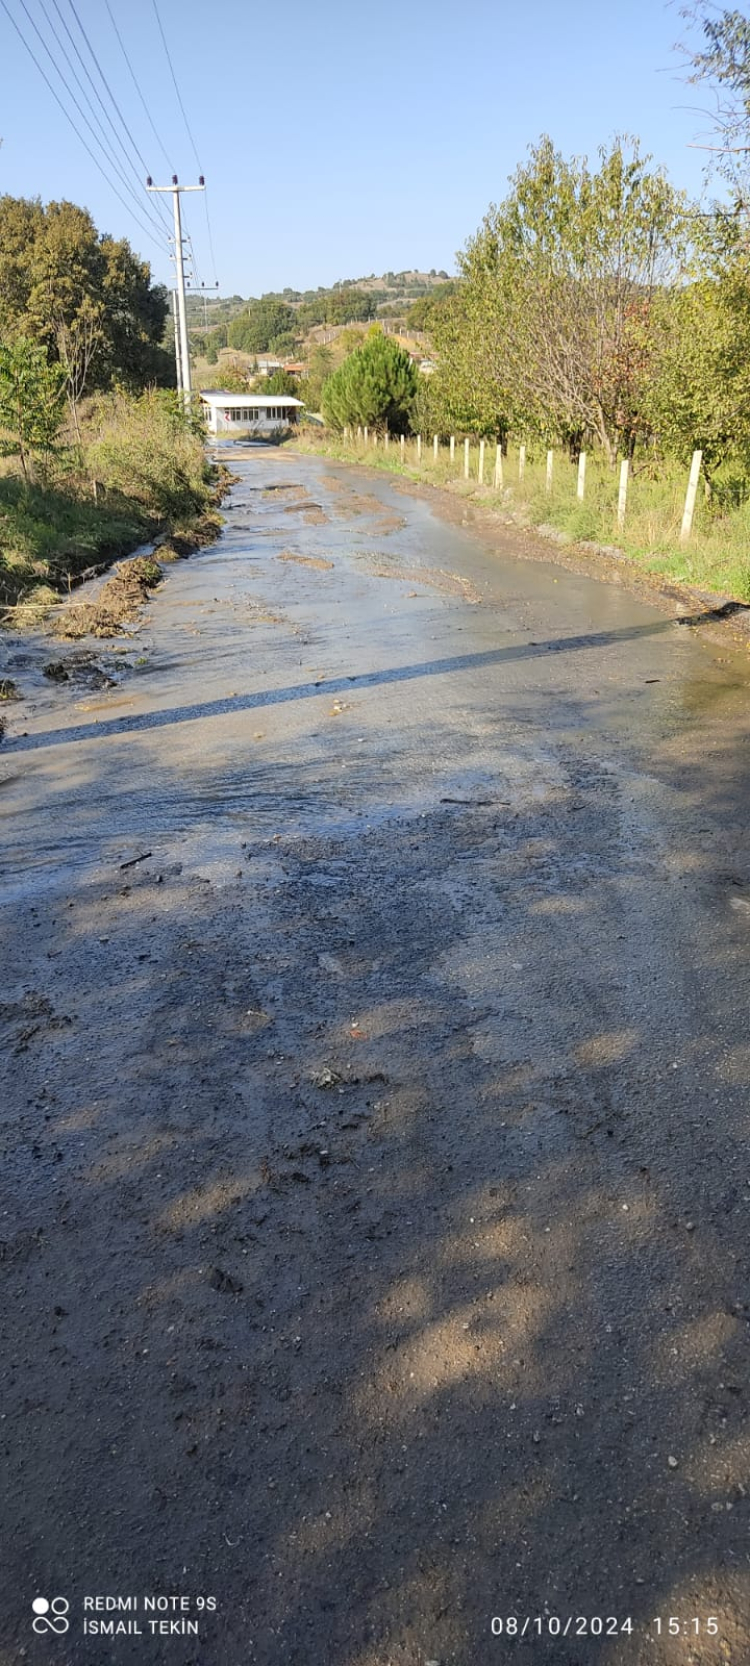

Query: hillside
[[185, 269, 452, 330]]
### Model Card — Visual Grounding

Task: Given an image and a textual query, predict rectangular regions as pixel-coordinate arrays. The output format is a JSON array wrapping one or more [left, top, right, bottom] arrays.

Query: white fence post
[[494, 443, 503, 489], [680, 449, 703, 544], [417, 433, 422, 461], [373, 431, 378, 448], [617, 458, 629, 531], [433, 433, 439, 462], [450, 435, 455, 464], [384, 427, 389, 451], [363, 426, 368, 446], [546, 449, 554, 492], [478, 438, 485, 484], [519, 443, 526, 481], [357, 426, 362, 442], [464, 438, 470, 479], [577, 452, 586, 501], [400, 433, 405, 462]]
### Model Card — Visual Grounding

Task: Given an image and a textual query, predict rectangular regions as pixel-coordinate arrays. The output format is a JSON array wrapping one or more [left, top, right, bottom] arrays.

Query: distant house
[[200, 391, 304, 435], [283, 361, 305, 375], [254, 355, 284, 377]]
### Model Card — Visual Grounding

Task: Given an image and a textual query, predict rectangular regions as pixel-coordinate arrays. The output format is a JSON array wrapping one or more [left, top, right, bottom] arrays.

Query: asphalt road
[[2, 453, 750, 1665]]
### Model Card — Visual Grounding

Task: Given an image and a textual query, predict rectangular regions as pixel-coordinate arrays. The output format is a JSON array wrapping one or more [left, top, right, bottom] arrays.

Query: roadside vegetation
[[0, 194, 221, 617], [291, 8, 750, 607]]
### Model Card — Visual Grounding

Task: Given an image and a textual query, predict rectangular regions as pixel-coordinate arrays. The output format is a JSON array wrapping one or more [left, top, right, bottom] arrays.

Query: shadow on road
[[2, 698, 750, 1663], [2, 617, 689, 754]]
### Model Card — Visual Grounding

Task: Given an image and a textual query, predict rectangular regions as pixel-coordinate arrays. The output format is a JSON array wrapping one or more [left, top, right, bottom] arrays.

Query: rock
[[208, 1266, 243, 1295], [312, 1067, 343, 1089]]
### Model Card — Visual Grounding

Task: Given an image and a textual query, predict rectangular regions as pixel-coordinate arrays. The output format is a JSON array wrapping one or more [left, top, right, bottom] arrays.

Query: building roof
[[199, 391, 304, 407]]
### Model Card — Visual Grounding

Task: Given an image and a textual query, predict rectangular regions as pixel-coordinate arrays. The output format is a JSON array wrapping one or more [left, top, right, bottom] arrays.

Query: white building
[[200, 391, 304, 435]]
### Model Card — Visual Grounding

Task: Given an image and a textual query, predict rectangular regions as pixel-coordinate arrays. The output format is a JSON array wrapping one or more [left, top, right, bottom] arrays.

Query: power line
[[53, 0, 172, 236], [102, 0, 174, 176], [0, 0, 167, 255], [151, 0, 202, 174], [149, 0, 219, 290], [33, 0, 169, 241], [65, 0, 152, 177], [203, 188, 219, 286]]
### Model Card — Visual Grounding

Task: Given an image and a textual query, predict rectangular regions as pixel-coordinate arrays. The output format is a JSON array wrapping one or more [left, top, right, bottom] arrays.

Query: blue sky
[[0, 0, 721, 297]]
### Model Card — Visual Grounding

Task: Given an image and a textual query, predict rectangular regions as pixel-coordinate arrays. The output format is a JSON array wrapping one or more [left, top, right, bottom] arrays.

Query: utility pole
[[146, 174, 205, 408], [172, 290, 183, 394]]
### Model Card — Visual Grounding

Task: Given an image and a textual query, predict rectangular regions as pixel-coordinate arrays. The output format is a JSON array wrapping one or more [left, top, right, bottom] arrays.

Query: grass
[[292, 429, 750, 604], [0, 389, 223, 615]]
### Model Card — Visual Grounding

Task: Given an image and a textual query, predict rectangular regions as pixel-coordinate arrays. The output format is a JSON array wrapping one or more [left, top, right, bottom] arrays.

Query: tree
[[680, 5, 750, 200], [644, 230, 750, 476], [55, 296, 102, 441], [321, 332, 418, 432], [267, 330, 298, 358], [227, 298, 296, 353], [301, 344, 333, 412], [324, 287, 377, 325], [262, 369, 299, 396], [0, 195, 171, 397], [0, 337, 65, 481], [408, 281, 459, 334], [435, 137, 687, 458]]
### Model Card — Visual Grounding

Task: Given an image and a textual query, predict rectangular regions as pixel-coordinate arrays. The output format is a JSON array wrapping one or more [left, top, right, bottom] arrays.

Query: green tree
[[644, 235, 750, 476], [436, 137, 687, 458], [0, 337, 65, 481], [227, 298, 295, 353], [325, 287, 377, 324], [681, 6, 750, 198], [268, 330, 298, 358], [408, 281, 459, 334], [301, 344, 333, 412], [263, 369, 299, 396], [321, 332, 418, 432], [0, 196, 171, 398]]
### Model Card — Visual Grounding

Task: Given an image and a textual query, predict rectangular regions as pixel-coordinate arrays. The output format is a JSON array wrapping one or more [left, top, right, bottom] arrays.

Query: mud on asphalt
[[2, 455, 750, 1664]]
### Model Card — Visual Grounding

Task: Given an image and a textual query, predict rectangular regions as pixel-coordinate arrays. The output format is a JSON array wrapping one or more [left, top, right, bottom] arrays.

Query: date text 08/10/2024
[[490, 1617, 720, 1639]]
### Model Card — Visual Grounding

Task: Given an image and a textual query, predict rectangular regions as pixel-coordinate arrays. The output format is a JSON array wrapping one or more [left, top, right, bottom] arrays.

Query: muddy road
[[2, 453, 750, 1665]]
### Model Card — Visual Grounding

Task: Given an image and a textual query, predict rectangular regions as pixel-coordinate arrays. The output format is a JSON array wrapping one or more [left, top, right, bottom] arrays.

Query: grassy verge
[[0, 390, 225, 620], [293, 429, 750, 603]]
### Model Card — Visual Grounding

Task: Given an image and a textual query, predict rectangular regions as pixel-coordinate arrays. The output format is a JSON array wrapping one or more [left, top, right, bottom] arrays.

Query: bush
[[86, 389, 212, 524], [0, 388, 219, 609]]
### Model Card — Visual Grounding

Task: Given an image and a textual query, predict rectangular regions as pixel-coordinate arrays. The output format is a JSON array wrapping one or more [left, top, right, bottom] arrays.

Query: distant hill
[[185, 269, 452, 325], [331, 269, 451, 297], [187, 268, 456, 373]]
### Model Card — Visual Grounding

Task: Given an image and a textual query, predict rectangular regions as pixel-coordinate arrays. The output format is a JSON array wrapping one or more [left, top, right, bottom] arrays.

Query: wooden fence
[[341, 427, 705, 543]]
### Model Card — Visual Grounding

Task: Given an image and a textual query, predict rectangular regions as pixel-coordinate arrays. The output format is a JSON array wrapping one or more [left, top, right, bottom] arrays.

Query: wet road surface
[[2, 452, 750, 1664]]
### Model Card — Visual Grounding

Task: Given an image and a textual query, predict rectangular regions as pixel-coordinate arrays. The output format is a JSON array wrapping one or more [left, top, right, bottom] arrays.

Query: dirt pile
[[55, 556, 163, 639], [42, 650, 116, 688]]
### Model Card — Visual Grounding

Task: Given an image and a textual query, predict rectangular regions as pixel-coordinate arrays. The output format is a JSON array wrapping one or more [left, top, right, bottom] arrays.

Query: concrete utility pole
[[172, 290, 183, 394], [147, 174, 205, 408]]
